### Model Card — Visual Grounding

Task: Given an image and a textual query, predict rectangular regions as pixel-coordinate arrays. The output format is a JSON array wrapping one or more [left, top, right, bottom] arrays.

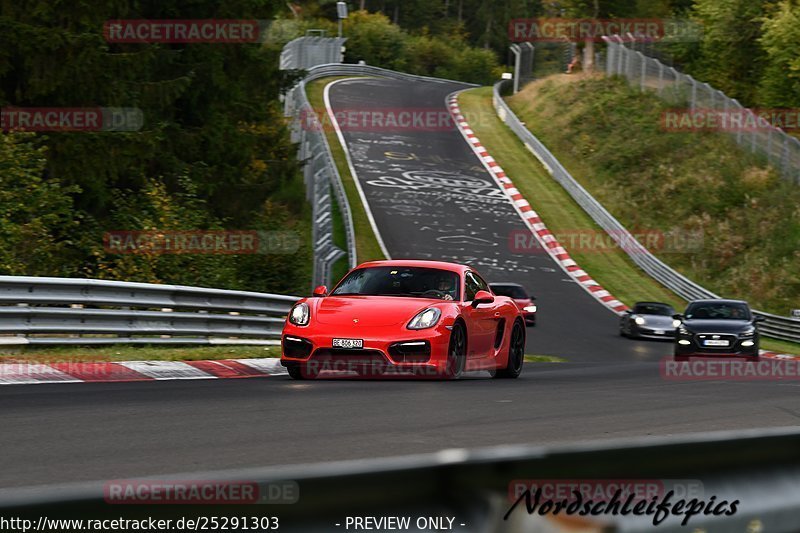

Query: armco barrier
[[492, 79, 800, 343], [0, 276, 299, 345]]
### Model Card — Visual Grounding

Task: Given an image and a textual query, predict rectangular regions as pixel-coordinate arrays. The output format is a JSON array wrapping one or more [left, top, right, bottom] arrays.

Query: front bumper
[[280, 322, 452, 375], [674, 334, 759, 357], [630, 324, 676, 339]]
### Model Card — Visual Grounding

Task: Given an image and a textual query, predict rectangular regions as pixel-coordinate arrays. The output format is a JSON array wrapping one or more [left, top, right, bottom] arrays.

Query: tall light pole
[[337, 2, 349, 38]]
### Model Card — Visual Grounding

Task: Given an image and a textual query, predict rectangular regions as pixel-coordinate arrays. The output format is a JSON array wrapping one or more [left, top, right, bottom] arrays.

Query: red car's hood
[[314, 296, 435, 327]]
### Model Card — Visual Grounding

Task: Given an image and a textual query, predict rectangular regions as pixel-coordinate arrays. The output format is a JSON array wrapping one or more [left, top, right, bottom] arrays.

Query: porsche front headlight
[[407, 308, 441, 330], [634, 315, 646, 325], [289, 302, 310, 326]]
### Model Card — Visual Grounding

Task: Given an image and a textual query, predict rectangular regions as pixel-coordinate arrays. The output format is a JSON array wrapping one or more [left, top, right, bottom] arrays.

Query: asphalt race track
[[2, 77, 797, 490], [3, 365, 800, 488]]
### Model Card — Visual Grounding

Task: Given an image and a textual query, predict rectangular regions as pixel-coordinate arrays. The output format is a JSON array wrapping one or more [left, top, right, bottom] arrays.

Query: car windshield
[[633, 303, 674, 316], [331, 266, 460, 301], [685, 302, 751, 320], [490, 284, 529, 299]]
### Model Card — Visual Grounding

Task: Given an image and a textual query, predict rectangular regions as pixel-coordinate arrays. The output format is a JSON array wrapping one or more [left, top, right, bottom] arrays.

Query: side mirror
[[672, 313, 684, 320], [754, 315, 766, 323], [472, 290, 495, 308], [622, 309, 632, 314], [312, 285, 328, 297]]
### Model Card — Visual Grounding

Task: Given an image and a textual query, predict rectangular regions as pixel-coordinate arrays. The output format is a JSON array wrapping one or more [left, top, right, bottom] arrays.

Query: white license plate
[[704, 339, 729, 347], [654, 330, 664, 335], [333, 338, 363, 349]]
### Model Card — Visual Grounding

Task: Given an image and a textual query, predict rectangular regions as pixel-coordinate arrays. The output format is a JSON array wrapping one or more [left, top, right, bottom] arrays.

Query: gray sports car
[[619, 301, 679, 340]]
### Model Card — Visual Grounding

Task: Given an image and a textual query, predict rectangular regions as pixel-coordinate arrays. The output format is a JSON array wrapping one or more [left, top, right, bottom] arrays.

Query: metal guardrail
[[493, 80, 800, 343], [0, 276, 299, 345], [279, 36, 346, 70], [4, 427, 800, 531]]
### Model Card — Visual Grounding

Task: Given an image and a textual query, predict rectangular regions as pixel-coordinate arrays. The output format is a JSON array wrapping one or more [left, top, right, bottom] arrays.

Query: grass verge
[[1, 344, 280, 363], [306, 77, 387, 276], [525, 354, 568, 363]]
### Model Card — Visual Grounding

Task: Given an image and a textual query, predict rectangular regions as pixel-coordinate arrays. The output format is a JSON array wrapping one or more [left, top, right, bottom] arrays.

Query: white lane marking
[[323, 79, 392, 260]]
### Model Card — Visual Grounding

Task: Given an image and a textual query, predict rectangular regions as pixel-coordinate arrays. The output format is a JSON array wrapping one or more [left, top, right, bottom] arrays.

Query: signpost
[[337, 2, 348, 38]]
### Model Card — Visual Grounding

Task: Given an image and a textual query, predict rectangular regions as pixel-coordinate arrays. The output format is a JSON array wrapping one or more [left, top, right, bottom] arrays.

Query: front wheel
[[444, 323, 466, 379], [495, 321, 525, 379]]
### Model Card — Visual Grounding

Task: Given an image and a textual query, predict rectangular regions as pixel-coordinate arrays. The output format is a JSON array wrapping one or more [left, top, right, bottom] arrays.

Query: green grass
[[458, 83, 800, 356], [1, 344, 281, 363], [525, 354, 568, 363], [306, 77, 387, 271], [762, 338, 800, 355]]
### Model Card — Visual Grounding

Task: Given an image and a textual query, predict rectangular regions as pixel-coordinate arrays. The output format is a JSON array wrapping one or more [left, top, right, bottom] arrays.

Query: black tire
[[444, 322, 466, 379], [287, 363, 319, 380], [286, 365, 303, 380], [495, 320, 525, 379]]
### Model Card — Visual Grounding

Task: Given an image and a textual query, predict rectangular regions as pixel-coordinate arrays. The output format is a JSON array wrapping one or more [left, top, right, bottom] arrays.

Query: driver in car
[[437, 277, 455, 301]]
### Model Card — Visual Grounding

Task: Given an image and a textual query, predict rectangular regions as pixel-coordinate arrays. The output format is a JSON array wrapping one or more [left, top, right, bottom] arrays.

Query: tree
[[758, 0, 800, 108], [0, 1, 312, 293], [688, 0, 770, 105]]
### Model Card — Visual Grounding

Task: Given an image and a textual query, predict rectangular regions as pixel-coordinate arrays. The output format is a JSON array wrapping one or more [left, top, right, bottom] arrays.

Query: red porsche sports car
[[280, 260, 526, 379]]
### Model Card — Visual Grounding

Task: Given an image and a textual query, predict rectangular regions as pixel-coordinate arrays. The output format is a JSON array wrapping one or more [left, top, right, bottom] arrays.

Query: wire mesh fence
[[603, 36, 800, 184]]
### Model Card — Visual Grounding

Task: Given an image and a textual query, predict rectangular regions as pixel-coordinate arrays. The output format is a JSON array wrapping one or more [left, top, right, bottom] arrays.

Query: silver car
[[619, 302, 679, 340]]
